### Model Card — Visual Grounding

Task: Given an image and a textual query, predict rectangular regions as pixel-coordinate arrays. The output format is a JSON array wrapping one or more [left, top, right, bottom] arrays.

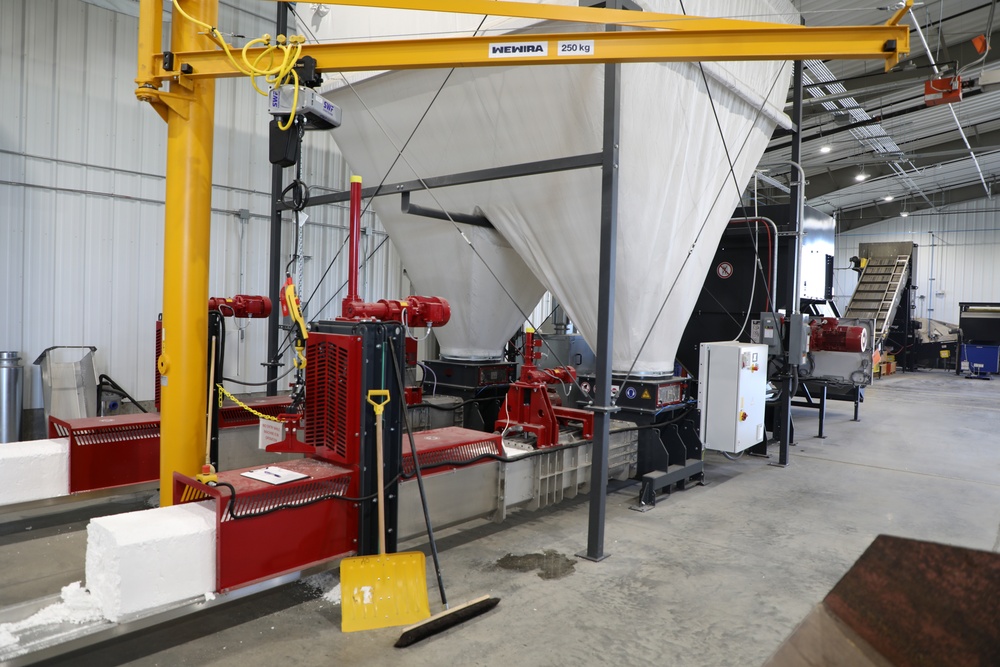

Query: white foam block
[[86, 502, 216, 622], [0, 438, 70, 505]]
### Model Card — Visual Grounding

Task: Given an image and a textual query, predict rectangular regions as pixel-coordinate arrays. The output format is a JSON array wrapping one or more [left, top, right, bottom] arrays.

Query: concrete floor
[[4, 369, 1000, 666]]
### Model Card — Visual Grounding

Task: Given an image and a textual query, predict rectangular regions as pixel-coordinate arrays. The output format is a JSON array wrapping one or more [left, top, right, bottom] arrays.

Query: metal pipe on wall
[[927, 231, 936, 322], [730, 217, 779, 313], [157, 0, 218, 506], [0, 352, 23, 443]]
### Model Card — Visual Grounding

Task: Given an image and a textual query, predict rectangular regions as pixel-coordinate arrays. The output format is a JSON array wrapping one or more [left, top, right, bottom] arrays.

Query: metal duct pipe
[[0, 352, 23, 443], [730, 217, 780, 313]]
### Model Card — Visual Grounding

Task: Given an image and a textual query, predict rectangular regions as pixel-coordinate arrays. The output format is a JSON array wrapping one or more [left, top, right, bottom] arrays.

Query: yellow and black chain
[[216, 384, 283, 422]]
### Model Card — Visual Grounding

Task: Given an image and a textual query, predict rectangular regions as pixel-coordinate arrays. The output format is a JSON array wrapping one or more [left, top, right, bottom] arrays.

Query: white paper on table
[[240, 466, 309, 485]]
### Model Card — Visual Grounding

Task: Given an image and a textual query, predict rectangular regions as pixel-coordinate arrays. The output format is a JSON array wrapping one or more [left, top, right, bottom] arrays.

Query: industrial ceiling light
[[900, 209, 909, 218], [855, 170, 868, 182], [820, 145, 832, 154], [884, 195, 894, 202]]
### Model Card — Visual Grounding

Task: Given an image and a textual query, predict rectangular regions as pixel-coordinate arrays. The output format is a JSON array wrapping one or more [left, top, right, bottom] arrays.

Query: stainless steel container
[[0, 351, 24, 443]]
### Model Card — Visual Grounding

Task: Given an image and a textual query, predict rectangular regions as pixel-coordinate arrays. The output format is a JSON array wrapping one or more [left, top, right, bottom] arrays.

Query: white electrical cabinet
[[698, 342, 768, 453]]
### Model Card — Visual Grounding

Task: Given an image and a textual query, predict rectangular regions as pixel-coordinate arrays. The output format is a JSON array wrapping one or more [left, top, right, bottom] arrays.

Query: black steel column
[[266, 4, 290, 396], [816, 384, 827, 439], [773, 59, 804, 467], [580, 0, 621, 562]]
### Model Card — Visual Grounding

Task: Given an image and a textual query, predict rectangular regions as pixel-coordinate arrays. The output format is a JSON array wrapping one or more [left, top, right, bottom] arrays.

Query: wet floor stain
[[496, 549, 577, 580]]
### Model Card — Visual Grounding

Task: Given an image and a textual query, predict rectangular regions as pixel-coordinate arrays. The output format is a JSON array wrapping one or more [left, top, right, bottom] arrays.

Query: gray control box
[[755, 313, 783, 356], [786, 312, 811, 366]]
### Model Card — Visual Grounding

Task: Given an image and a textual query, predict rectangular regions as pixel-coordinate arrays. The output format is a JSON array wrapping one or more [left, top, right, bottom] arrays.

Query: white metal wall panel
[[527, 292, 555, 333], [2, 0, 406, 409], [835, 198, 1000, 325], [0, 0, 27, 356]]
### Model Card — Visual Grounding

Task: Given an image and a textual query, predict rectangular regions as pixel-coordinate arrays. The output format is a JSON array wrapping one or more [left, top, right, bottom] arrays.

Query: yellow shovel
[[341, 390, 430, 632]]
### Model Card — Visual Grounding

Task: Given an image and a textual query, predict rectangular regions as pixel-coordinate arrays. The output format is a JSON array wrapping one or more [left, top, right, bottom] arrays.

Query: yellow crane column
[[150, 0, 218, 506]]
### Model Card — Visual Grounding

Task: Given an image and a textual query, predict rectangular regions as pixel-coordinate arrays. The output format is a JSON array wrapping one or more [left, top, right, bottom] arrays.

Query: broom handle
[[205, 336, 217, 466], [375, 406, 386, 556], [386, 340, 448, 608]]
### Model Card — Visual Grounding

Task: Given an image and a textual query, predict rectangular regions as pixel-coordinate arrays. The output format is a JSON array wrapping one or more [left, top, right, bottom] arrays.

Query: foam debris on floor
[[0, 582, 103, 649], [301, 572, 341, 605]]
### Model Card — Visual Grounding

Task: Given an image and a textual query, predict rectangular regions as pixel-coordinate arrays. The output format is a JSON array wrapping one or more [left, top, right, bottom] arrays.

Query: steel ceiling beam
[[836, 180, 998, 231]]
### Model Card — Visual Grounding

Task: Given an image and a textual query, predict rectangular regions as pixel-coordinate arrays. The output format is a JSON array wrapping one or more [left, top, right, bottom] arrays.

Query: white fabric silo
[[319, 0, 796, 371]]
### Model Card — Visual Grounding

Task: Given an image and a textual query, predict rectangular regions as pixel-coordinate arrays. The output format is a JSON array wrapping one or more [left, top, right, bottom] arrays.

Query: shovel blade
[[341, 551, 431, 632]]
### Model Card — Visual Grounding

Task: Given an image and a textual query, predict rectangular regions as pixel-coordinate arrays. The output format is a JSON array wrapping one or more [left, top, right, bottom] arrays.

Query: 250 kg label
[[558, 40, 594, 56]]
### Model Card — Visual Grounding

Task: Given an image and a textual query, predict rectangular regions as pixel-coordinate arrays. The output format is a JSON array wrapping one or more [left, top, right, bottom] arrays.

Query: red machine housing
[[164, 173, 463, 592], [402, 428, 503, 477], [495, 331, 594, 448], [47, 396, 296, 494], [810, 317, 868, 353], [173, 458, 356, 592], [304, 332, 363, 465], [49, 414, 160, 494]]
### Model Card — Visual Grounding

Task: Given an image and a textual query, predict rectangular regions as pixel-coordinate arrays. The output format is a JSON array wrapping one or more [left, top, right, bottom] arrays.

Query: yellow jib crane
[[138, 0, 912, 506]]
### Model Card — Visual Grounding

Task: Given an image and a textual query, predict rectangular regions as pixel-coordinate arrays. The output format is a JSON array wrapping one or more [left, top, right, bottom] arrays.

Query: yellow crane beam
[[145, 24, 909, 83]]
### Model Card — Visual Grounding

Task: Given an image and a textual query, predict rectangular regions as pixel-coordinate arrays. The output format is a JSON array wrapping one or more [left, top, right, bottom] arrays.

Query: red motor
[[208, 295, 272, 318], [339, 176, 451, 328], [341, 295, 451, 328], [809, 318, 868, 353]]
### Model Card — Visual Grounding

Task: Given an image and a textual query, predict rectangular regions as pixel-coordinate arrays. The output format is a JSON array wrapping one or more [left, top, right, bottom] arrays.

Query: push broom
[[388, 339, 500, 648]]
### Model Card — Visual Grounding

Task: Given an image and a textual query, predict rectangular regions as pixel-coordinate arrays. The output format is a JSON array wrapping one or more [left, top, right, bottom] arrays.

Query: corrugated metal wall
[[834, 197, 1000, 325], [1, 0, 405, 409]]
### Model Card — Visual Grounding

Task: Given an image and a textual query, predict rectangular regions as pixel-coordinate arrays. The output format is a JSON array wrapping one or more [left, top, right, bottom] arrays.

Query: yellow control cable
[[171, 0, 302, 128], [243, 36, 275, 95], [276, 69, 300, 131]]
